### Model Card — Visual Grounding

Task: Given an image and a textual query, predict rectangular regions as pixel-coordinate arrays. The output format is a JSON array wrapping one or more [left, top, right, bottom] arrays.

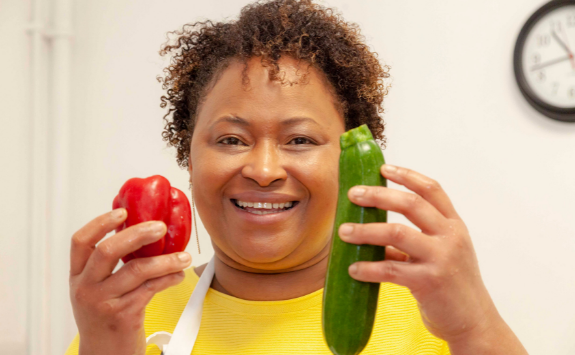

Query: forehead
[[194, 56, 344, 130]]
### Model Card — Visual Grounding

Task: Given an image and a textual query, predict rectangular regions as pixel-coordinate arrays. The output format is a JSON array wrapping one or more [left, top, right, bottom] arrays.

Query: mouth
[[231, 199, 300, 215]]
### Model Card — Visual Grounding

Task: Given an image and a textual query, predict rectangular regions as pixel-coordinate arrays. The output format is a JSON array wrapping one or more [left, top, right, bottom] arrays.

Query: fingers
[[348, 185, 447, 235], [339, 223, 435, 261], [117, 271, 186, 312], [82, 221, 167, 283], [381, 165, 460, 220], [349, 260, 427, 288], [103, 252, 192, 298], [70, 208, 127, 276]]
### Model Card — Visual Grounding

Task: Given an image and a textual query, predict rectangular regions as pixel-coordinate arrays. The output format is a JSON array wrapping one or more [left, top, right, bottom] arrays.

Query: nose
[[241, 139, 287, 187]]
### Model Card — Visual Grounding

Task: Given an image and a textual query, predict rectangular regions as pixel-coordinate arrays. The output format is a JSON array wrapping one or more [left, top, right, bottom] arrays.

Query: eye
[[218, 136, 245, 146], [288, 137, 314, 145]]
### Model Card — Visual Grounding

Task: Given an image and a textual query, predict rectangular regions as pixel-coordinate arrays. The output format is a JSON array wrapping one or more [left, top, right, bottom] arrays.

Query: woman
[[65, 0, 528, 354]]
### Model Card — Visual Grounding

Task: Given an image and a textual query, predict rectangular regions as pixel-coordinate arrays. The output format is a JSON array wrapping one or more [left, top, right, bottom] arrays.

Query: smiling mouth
[[231, 199, 299, 215]]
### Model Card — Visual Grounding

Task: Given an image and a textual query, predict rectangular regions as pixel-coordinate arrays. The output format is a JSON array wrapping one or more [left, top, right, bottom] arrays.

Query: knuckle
[[95, 242, 115, 261], [353, 224, 366, 241], [425, 179, 442, 192], [449, 235, 469, 254], [72, 286, 91, 306], [143, 279, 155, 291], [97, 299, 119, 315], [128, 260, 145, 278], [396, 167, 409, 177], [390, 224, 406, 244], [426, 267, 446, 289], [171, 253, 183, 267], [139, 221, 158, 234], [451, 234, 465, 248], [71, 232, 85, 248], [452, 219, 469, 234], [406, 193, 424, 209], [378, 262, 398, 281], [370, 186, 382, 196]]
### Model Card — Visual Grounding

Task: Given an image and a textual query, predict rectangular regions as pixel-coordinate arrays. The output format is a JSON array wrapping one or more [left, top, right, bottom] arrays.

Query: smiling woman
[[189, 56, 345, 275], [64, 1, 528, 355]]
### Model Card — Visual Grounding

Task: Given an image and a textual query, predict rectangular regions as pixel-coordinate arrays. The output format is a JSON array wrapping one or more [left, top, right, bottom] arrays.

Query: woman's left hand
[[338, 164, 500, 344]]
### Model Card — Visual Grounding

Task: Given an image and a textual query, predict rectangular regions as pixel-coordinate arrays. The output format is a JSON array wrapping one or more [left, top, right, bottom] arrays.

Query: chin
[[232, 238, 299, 266], [228, 233, 302, 267]]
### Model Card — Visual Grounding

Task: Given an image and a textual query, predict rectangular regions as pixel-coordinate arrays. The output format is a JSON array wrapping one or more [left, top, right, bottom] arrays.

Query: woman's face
[[189, 56, 346, 272]]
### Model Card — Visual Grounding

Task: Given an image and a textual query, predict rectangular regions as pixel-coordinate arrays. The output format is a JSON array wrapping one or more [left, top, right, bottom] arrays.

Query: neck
[[195, 244, 330, 301]]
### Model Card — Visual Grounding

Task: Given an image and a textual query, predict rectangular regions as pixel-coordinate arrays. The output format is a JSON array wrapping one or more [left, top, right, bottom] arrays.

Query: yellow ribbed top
[[65, 266, 450, 355]]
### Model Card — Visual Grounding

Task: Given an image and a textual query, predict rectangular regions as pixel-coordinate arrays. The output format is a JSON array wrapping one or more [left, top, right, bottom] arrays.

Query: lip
[[228, 192, 302, 225]]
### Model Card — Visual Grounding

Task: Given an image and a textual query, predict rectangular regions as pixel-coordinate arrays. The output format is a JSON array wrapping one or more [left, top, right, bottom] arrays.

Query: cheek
[[292, 151, 340, 221], [190, 142, 241, 184], [190, 150, 239, 216], [305, 147, 339, 196]]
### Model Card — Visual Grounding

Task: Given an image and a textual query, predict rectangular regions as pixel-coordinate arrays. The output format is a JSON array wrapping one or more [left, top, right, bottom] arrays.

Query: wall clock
[[514, 0, 575, 122]]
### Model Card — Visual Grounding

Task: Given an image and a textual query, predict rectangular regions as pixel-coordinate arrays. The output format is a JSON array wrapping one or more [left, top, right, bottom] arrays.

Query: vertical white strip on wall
[[27, 0, 50, 353], [49, 0, 74, 353], [27, 0, 74, 353]]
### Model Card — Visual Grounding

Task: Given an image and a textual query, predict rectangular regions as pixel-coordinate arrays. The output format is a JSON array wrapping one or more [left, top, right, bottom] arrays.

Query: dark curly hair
[[159, 0, 390, 168]]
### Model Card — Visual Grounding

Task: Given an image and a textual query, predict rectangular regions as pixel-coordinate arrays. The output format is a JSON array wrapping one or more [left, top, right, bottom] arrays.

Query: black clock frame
[[514, 0, 575, 122]]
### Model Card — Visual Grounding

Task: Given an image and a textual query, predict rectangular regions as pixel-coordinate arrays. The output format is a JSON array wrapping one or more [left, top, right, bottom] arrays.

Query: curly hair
[[159, 0, 390, 168]]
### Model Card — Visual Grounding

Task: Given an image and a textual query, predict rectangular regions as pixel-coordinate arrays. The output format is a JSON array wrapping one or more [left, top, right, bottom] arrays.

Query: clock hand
[[551, 30, 575, 69], [558, 25, 575, 70], [531, 55, 572, 71]]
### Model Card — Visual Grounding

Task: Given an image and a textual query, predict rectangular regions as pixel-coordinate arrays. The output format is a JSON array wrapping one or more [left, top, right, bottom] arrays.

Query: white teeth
[[235, 200, 295, 211]]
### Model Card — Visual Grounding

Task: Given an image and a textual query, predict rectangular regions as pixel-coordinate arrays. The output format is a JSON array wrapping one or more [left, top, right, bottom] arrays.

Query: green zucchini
[[322, 124, 387, 355]]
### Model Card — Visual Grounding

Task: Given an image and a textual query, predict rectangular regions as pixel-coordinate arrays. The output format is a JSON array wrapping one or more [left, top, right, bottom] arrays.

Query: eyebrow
[[210, 115, 320, 128]]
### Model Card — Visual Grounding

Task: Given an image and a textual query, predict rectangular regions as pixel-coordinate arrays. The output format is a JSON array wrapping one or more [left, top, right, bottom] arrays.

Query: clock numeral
[[552, 82, 559, 95], [536, 34, 550, 46], [537, 70, 546, 82], [568, 14, 575, 27], [551, 20, 564, 33], [532, 53, 541, 64], [569, 87, 575, 99]]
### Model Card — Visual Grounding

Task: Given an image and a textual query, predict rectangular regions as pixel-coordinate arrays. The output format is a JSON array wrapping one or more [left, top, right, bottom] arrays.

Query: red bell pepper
[[112, 175, 192, 263]]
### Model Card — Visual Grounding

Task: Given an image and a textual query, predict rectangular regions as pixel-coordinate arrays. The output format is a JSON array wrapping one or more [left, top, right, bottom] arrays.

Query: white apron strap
[[147, 256, 215, 355]]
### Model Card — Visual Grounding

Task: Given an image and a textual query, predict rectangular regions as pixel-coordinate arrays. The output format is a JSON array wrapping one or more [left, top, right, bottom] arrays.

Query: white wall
[[2, 0, 574, 354], [0, 1, 31, 354]]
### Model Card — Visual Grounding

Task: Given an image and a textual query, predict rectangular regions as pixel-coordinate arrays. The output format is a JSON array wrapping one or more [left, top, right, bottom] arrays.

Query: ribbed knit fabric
[[65, 266, 451, 355]]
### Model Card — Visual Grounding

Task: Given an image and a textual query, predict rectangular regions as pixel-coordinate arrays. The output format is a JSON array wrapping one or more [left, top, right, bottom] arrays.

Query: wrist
[[447, 312, 528, 355], [78, 327, 147, 355]]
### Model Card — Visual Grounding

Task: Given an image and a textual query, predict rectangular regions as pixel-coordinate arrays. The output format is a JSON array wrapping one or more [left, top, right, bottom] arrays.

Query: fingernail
[[111, 208, 125, 219], [349, 264, 358, 275], [178, 252, 191, 263], [383, 165, 397, 173], [339, 224, 354, 238], [151, 222, 166, 235], [351, 187, 366, 197]]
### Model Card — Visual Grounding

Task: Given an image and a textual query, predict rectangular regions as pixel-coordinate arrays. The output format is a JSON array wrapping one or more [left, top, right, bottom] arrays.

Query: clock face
[[521, 4, 575, 109], [522, 4, 575, 108]]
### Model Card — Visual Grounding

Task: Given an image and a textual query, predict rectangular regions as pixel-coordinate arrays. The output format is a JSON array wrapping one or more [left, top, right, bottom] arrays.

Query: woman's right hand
[[69, 208, 192, 355]]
